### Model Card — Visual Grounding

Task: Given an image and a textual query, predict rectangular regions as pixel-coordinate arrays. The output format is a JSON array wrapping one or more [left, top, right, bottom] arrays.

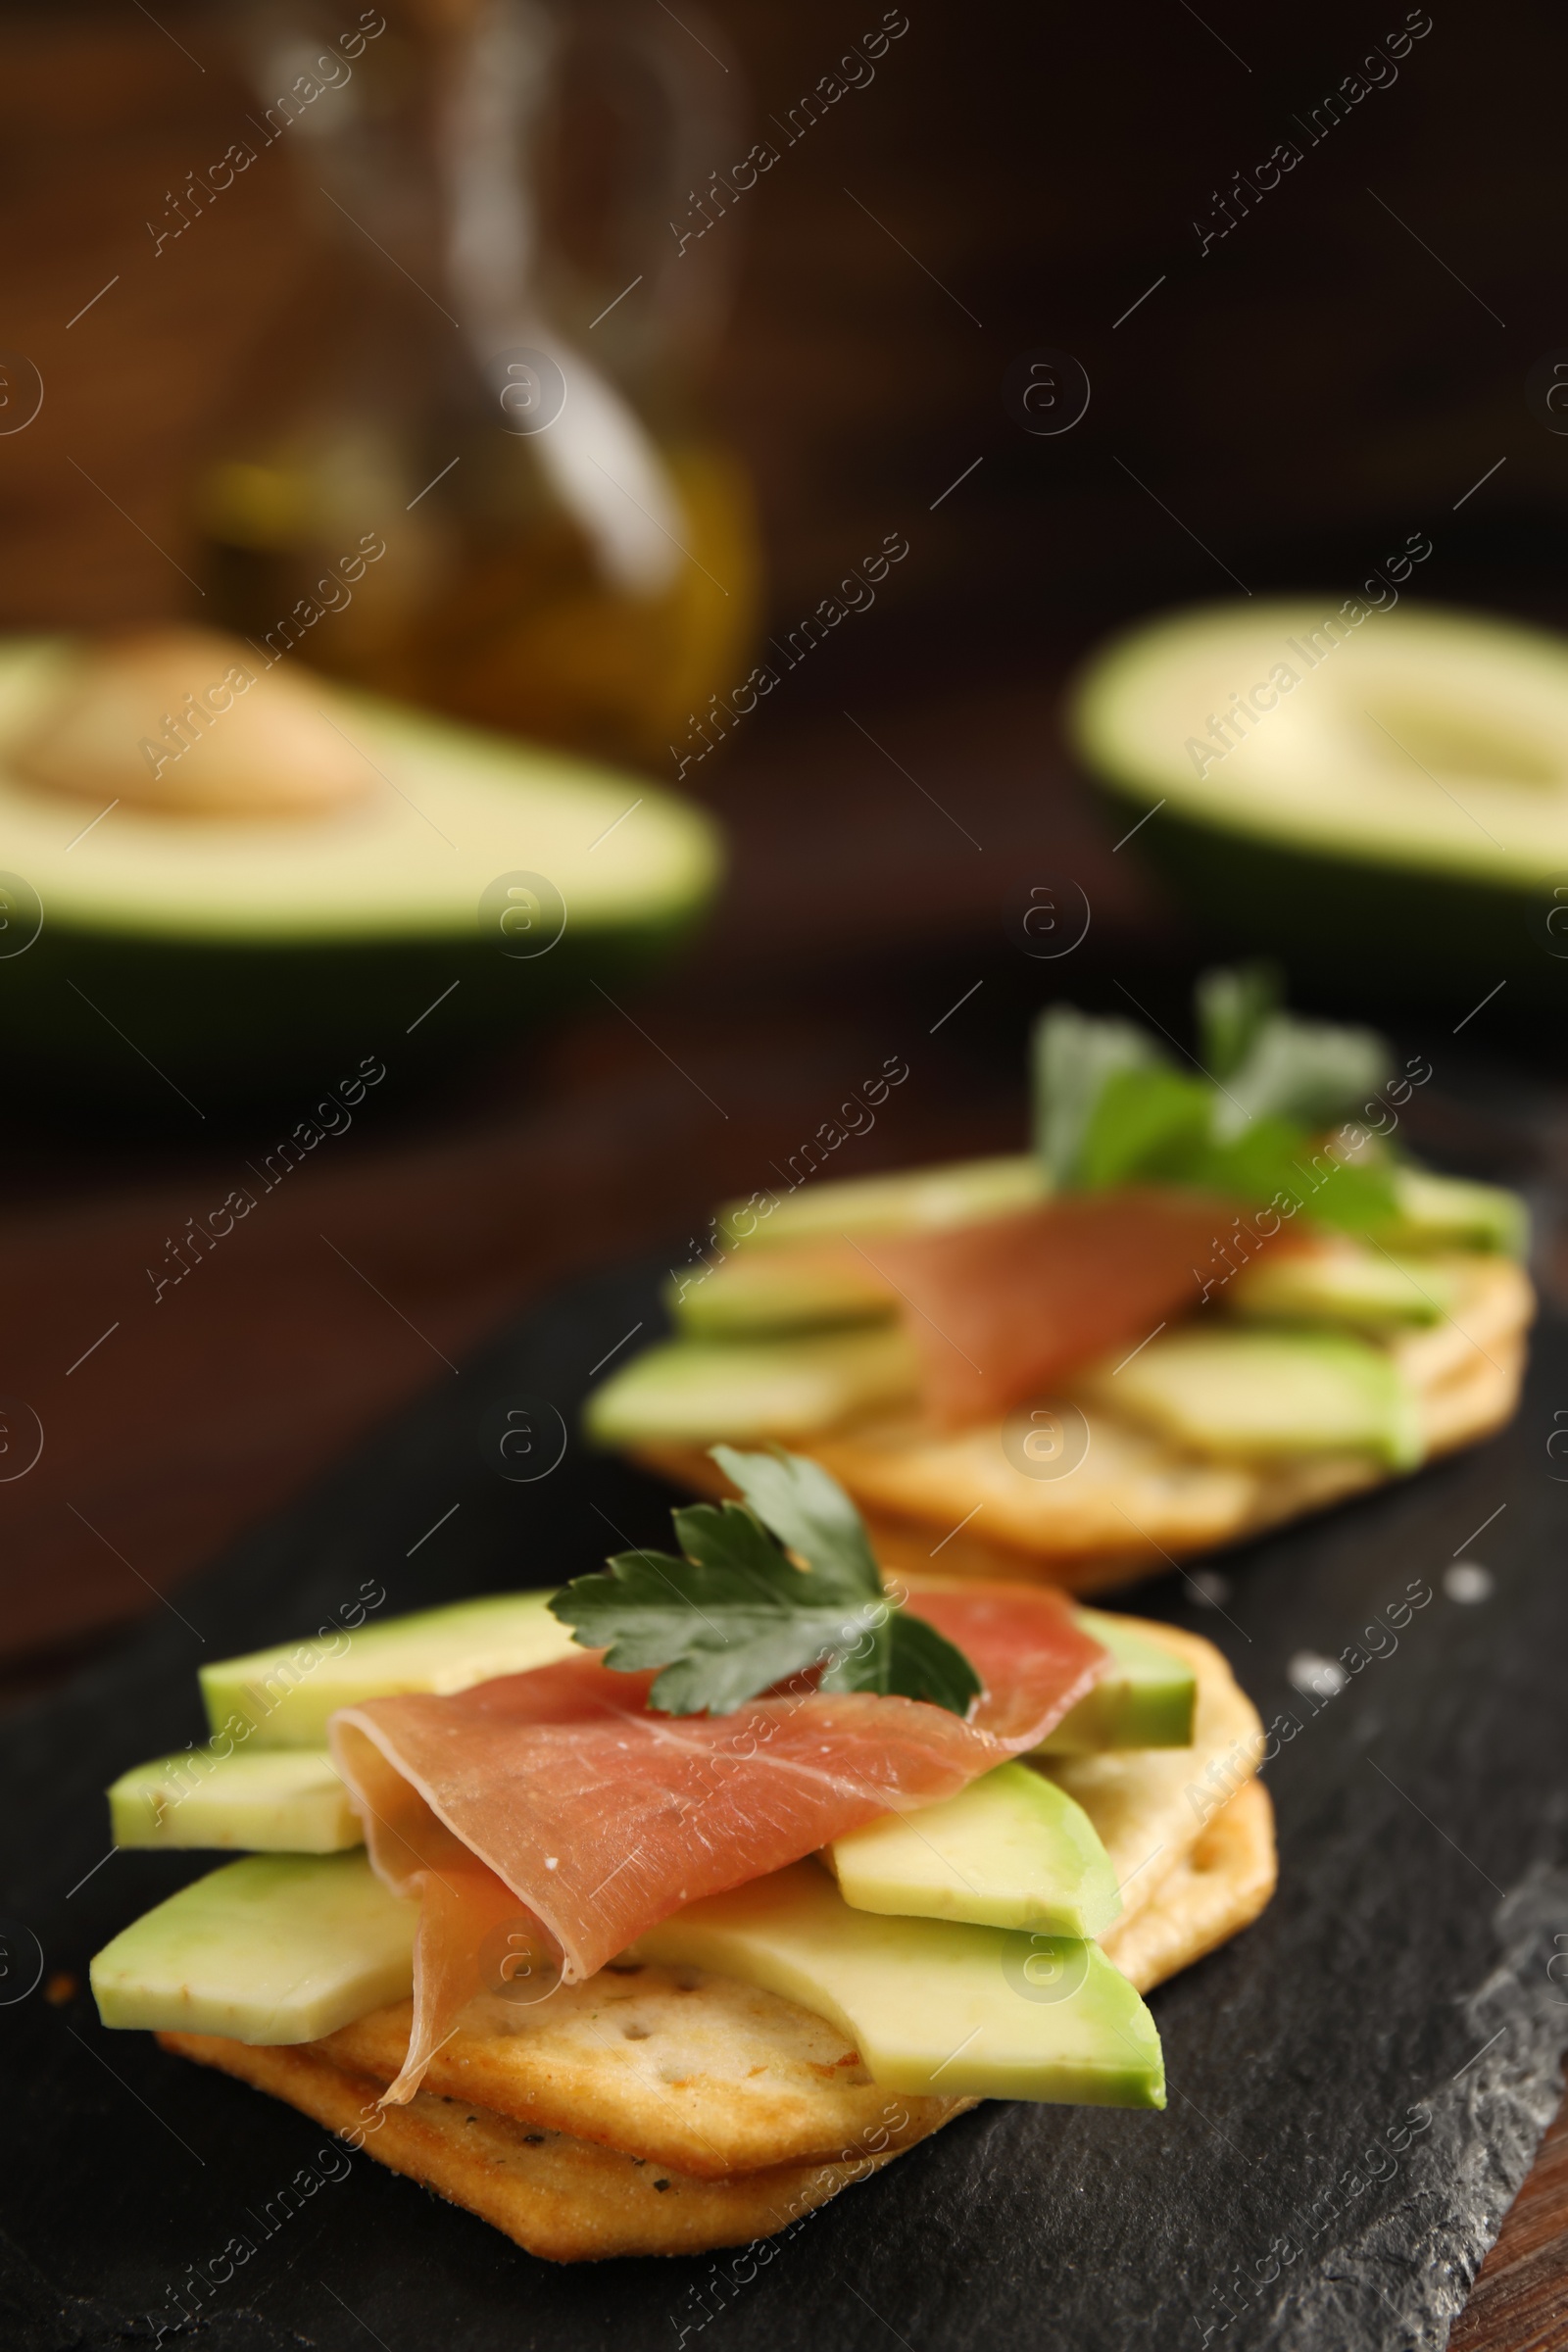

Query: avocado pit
[[11, 626, 372, 818]]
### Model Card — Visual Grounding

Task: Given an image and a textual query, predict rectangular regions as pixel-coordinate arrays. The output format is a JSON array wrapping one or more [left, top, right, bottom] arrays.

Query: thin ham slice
[[861, 1187, 1238, 1428], [329, 1585, 1105, 2102]]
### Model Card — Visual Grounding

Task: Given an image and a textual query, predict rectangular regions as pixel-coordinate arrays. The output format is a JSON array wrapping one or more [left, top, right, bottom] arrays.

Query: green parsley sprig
[[549, 1445, 981, 1719], [1032, 963, 1399, 1231]]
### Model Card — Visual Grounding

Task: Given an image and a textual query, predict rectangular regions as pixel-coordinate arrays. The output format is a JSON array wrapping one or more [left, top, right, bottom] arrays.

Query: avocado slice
[[0, 634, 720, 1098], [183, 1594, 1185, 1836], [1377, 1167, 1529, 1257], [668, 1248, 899, 1339], [826, 1762, 1120, 1938], [200, 1591, 576, 1748], [110, 1747, 361, 1851], [584, 1324, 919, 1447], [1225, 1241, 1455, 1330], [1035, 1613, 1197, 1756], [1078, 1326, 1422, 1470], [631, 1858, 1163, 2105], [1069, 598, 1568, 1002], [90, 1852, 415, 2042], [716, 1153, 1047, 1251]]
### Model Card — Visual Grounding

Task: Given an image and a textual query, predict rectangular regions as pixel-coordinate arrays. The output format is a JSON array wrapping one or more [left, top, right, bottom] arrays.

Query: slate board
[[3, 1259, 1567, 2352]]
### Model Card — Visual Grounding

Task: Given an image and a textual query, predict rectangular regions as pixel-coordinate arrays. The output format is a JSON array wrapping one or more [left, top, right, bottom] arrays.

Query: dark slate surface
[[2, 1260, 1566, 2352]]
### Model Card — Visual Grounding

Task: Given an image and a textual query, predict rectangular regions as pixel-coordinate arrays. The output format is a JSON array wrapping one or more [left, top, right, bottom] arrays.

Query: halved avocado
[[0, 635, 720, 1100], [1071, 600, 1568, 1004]]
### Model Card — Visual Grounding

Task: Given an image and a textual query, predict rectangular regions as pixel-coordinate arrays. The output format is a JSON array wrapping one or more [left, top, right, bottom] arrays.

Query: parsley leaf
[[709, 1444, 881, 1603], [548, 1446, 982, 1718], [1030, 966, 1397, 1233], [1195, 960, 1280, 1080], [1034, 1006, 1163, 1184]]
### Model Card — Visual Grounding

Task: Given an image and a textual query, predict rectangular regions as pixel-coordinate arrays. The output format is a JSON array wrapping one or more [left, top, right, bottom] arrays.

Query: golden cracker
[[318, 1965, 964, 2180], [643, 1253, 1532, 1592], [1038, 1619, 1264, 1927], [1101, 1775, 1276, 1992], [156, 2030, 972, 2263]]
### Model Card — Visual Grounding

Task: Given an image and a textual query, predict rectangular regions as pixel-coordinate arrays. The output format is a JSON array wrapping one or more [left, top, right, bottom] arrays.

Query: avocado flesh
[[716, 1153, 1047, 1251], [668, 1248, 899, 1339], [584, 1325, 920, 1447], [826, 1762, 1120, 1938], [184, 1596, 1180, 1847], [0, 636, 720, 1097], [1377, 1167, 1528, 1257], [630, 1859, 1163, 2106], [200, 1591, 576, 1748], [1225, 1242, 1455, 1330], [1078, 1326, 1422, 1470], [1070, 600, 1568, 1001], [1035, 1613, 1197, 1756], [90, 1852, 415, 2042], [110, 1748, 361, 1851]]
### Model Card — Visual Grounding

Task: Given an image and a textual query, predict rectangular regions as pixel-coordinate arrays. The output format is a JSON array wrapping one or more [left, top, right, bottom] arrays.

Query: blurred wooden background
[[0, 2, 1565, 2334], [4, 0, 1568, 638]]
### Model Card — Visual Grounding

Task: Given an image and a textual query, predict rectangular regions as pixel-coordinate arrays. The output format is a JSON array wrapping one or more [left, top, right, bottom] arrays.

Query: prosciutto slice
[[329, 1585, 1105, 2101], [862, 1187, 1236, 1427]]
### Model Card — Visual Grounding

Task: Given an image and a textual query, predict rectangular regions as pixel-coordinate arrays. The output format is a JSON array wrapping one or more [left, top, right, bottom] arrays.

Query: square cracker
[[638, 1254, 1534, 1592], [318, 1967, 965, 2180], [1101, 1775, 1276, 1991], [156, 2030, 972, 2262], [1039, 1618, 1265, 1928], [156, 1767, 1277, 2260]]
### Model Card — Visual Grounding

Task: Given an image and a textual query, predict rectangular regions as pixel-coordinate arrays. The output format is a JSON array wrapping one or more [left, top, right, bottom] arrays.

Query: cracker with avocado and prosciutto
[[92, 1453, 1274, 2261], [590, 967, 1532, 1590]]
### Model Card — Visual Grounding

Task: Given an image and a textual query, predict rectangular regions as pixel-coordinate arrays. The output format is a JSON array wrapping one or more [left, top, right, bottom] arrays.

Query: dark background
[[4, 0, 1566, 1675], [1, 4, 1566, 2337]]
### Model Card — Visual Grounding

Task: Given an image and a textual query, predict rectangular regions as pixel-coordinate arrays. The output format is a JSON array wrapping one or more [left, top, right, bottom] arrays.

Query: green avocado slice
[[631, 1858, 1163, 2106], [715, 1154, 1047, 1251], [90, 1852, 416, 2042], [93, 1848, 1163, 2107], [1078, 1325, 1422, 1470], [192, 1588, 1189, 1773], [1376, 1167, 1528, 1257], [1034, 1614, 1197, 1756], [110, 1747, 361, 1851], [199, 1591, 576, 1748], [583, 1324, 920, 1447], [667, 1249, 898, 1339], [826, 1762, 1121, 1938], [1224, 1241, 1456, 1330]]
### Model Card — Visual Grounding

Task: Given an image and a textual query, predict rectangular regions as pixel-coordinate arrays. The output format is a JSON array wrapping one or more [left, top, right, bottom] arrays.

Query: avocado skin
[[1090, 782, 1557, 1010], [0, 893, 703, 1107]]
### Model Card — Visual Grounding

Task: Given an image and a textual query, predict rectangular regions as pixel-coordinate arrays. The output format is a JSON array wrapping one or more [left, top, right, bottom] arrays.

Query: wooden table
[[0, 10, 1562, 2337], [0, 648, 1561, 2344]]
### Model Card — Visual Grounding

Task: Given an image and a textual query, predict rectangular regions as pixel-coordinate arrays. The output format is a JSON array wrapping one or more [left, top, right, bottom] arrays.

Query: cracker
[[1390, 1255, 1534, 1394], [318, 1966, 963, 2180], [640, 1254, 1533, 1592], [1101, 1775, 1276, 1992], [1038, 1619, 1264, 1927], [157, 2030, 971, 2263], [152, 1617, 1276, 2258]]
